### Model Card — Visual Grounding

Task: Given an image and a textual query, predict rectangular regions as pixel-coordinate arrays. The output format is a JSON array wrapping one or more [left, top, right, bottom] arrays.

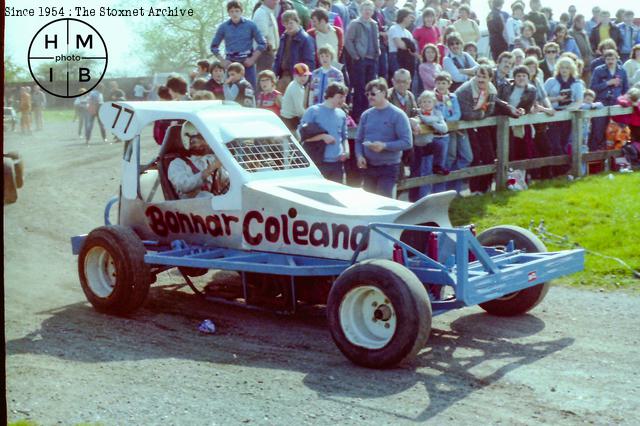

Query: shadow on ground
[[7, 283, 573, 422]]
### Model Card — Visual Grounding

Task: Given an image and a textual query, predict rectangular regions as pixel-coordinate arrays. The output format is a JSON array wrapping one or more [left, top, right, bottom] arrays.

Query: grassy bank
[[450, 172, 640, 291]]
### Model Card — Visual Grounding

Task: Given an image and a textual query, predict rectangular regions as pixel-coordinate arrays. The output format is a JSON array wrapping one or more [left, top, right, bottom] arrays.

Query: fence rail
[[352, 105, 632, 192]]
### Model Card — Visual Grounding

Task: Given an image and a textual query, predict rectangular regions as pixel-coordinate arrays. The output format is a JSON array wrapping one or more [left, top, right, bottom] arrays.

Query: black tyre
[[327, 259, 432, 368], [6, 151, 24, 188], [477, 225, 550, 316], [4, 158, 18, 204], [78, 225, 151, 315]]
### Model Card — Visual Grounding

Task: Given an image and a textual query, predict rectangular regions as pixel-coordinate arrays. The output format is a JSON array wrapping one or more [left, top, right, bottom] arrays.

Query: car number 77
[[110, 103, 135, 133]]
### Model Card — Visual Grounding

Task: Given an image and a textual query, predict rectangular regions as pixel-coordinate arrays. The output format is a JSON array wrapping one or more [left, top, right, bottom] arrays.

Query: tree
[[134, 0, 253, 73], [4, 55, 29, 82]]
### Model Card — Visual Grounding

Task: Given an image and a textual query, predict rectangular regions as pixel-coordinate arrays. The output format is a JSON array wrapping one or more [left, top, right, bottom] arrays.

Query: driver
[[168, 122, 228, 198]]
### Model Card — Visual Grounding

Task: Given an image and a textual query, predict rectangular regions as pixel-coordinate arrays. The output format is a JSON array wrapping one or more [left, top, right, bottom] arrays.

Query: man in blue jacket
[[273, 10, 316, 93], [211, 0, 266, 90], [589, 49, 629, 151], [617, 10, 640, 62]]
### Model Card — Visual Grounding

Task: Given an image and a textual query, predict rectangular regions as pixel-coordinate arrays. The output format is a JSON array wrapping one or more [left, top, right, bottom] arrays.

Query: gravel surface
[[5, 119, 640, 425]]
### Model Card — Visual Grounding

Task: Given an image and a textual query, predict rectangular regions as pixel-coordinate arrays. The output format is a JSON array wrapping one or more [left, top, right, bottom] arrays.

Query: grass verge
[[450, 172, 639, 291]]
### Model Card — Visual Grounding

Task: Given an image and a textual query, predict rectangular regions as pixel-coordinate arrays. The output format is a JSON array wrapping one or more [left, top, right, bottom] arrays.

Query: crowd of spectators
[[49, 0, 640, 198]]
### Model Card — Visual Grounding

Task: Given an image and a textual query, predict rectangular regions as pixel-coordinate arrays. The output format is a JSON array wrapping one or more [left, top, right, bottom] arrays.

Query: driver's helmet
[[181, 121, 201, 143]]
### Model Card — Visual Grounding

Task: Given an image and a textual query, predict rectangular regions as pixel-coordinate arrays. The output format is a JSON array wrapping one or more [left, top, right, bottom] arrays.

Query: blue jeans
[[350, 58, 378, 121], [445, 130, 473, 193], [410, 136, 449, 200], [85, 111, 106, 142], [319, 161, 345, 183], [244, 64, 257, 91], [362, 163, 400, 198]]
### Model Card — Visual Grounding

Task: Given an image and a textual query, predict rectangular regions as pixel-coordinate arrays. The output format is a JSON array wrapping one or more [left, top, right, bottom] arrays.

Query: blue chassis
[[71, 218, 584, 316]]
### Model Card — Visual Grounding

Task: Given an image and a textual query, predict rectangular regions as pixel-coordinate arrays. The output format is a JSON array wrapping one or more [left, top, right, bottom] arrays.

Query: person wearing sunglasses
[[539, 41, 560, 80], [354, 78, 412, 197], [442, 32, 478, 91]]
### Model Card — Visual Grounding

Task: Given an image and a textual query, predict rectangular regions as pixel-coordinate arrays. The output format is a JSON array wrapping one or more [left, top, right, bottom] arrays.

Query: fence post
[[495, 116, 510, 190], [570, 109, 585, 177]]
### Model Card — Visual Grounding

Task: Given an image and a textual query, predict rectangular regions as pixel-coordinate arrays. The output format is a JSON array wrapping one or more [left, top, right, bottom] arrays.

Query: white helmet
[[181, 121, 201, 141]]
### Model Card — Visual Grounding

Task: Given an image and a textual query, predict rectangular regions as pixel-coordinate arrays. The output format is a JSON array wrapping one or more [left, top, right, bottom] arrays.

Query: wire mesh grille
[[226, 137, 310, 172]]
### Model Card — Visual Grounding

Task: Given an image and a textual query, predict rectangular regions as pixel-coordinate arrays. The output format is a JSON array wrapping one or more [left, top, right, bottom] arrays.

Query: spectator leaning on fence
[[210, 0, 266, 90], [455, 64, 497, 194], [355, 78, 412, 197], [299, 82, 350, 182], [499, 65, 538, 161], [273, 10, 316, 94], [589, 49, 629, 151], [543, 56, 584, 160]]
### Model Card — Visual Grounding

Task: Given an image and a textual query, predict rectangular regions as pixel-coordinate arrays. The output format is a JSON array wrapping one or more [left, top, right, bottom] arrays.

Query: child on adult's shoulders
[[223, 62, 256, 107], [309, 46, 344, 106], [256, 70, 283, 116]]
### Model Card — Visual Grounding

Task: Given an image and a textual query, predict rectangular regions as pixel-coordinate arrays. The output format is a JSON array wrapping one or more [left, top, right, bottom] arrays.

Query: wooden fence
[[351, 105, 633, 192]]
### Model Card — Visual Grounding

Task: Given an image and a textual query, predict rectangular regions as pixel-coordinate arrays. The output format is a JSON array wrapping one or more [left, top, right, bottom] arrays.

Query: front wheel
[[477, 225, 550, 316], [79, 226, 151, 315], [327, 260, 432, 368]]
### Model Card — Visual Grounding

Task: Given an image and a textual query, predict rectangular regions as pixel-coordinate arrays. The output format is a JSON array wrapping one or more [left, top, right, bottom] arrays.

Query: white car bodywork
[[100, 100, 455, 261]]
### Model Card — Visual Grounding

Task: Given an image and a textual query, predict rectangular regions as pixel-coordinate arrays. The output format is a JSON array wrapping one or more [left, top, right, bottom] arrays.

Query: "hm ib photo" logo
[[28, 18, 108, 98]]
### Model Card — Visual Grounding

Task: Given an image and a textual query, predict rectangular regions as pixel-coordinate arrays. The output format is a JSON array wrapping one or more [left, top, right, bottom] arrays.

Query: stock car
[[70, 100, 584, 368]]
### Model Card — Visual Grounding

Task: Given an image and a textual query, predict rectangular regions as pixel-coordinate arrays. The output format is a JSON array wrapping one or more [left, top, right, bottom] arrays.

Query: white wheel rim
[[339, 285, 397, 350], [84, 246, 117, 298]]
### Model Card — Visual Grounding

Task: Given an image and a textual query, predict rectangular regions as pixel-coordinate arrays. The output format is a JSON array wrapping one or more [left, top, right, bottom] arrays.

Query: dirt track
[[4, 118, 640, 425]]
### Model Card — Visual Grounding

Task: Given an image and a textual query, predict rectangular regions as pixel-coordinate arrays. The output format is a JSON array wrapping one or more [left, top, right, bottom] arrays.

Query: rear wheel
[[327, 259, 432, 368], [79, 226, 151, 315], [4, 158, 18, 204], [477, 225, 550, 316]]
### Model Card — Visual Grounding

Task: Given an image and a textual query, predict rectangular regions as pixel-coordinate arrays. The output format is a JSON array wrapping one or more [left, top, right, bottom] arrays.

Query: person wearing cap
[[355, 78, 412, 197], [281, 63, 312, 131], [168, 122, 228, 199], [273, 10, 316, 93]]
